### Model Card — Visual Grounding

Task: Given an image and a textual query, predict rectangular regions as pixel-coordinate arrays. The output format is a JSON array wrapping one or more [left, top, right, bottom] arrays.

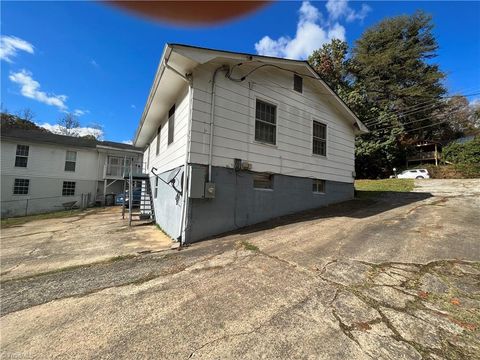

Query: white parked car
[[397, 169, 430, 179]]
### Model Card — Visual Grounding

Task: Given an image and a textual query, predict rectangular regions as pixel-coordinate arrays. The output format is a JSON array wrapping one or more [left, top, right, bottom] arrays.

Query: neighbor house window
[[253, 173, 273, 190], [156, 126, 161, 155], [154, 177, 158, 199], [168, 104, 175, 145], [62, 181, 76, 196], [64, 151, 77, 172], [255, 100, 276, 145], [13, 178, 30, 195], [15, 144, 29, 167], [313, 121, 327, 156], [312, 179, 326, 193], [294, 74, 303, 93]]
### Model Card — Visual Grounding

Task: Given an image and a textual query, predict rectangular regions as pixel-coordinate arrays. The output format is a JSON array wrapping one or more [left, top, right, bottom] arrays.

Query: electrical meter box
[[204, 182, 216, 199]]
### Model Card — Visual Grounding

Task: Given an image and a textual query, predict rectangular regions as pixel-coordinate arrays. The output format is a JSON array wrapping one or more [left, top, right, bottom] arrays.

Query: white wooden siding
[[144, 84, 190, 173], [189, 63, 356, 183]]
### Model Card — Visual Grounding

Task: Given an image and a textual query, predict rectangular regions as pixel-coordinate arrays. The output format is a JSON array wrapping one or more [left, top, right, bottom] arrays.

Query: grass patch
[[241, 240, 259, 252], [355, 179, 414, 198], [1, 208, 92, 228]]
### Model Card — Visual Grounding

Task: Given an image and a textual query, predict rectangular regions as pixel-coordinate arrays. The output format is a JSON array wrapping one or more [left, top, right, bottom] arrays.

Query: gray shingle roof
[[1, 127, 142, 152]]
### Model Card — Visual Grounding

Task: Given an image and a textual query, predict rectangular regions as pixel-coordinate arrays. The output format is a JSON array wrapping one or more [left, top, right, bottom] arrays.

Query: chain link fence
[[1, 193, 92, 218]]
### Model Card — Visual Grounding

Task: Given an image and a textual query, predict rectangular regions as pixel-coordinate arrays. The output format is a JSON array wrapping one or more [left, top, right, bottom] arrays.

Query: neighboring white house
[[1, 127, 143, 217], [134, 44, 368, 244]]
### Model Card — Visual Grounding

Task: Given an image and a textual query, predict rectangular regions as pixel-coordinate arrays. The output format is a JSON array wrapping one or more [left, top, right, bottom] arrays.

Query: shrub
[[443, 137, 480, 165]]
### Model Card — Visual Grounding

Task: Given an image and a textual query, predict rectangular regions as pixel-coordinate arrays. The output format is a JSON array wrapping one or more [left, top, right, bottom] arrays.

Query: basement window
[[253, 173, 273, 190], [62, 181, 76, 196], [255, 100, 276, 145], [294, 74, 303, 93], [13, 178, 30, 195], [312, 179, 326, 193], [15, 144, 29, 167], [64, 151, 77, 172]]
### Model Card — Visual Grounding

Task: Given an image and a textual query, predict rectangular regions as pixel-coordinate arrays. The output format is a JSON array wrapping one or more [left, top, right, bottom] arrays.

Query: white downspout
[[180, 79, 193, 245], [208, 65, 229, 182]]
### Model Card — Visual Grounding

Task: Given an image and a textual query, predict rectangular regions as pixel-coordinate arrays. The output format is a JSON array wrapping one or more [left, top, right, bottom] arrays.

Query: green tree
[[308, 39, 351, 97], [351, 11, 447, 178]]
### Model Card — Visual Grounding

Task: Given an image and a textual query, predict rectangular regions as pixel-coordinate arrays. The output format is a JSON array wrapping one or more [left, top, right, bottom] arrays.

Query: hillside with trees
[[308, 11, 479, 179]]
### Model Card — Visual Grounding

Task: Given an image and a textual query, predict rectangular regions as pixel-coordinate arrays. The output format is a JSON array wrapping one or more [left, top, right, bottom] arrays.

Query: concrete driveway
[[0, 207, 172, 280], [1, 179, 479, 359]]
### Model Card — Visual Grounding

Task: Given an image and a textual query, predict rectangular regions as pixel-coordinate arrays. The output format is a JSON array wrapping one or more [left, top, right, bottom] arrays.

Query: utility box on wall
[[204, 182, 216, 198], [189, 165, 207, 198]]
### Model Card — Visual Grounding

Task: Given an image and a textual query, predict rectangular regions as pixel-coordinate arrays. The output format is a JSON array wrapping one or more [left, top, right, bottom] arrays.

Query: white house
[[134, 44, 368, 244], [1, 127, 143, 217]]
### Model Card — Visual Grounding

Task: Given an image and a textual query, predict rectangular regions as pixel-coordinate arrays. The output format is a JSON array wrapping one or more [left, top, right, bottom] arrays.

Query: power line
[[363, 91, 480, 126]]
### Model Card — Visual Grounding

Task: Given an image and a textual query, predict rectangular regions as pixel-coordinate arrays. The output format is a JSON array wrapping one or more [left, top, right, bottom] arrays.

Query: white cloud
[[73, 109, 89, 116], [254, 1, 369, 60], [326, 0, 371, 22], [470, 98, 480, 107], [130, 104, 136, 109], [0, 35, 34, 62], [38, 122, 104, 139], [255, 1, 346, 59], [9, 70, 68, 110], [121, 140, 133, 145], [90, 59, 99, 68]]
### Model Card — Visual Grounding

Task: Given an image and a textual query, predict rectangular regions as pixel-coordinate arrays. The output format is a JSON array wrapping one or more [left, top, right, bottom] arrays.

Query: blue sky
[[1, 1, 479, 143]]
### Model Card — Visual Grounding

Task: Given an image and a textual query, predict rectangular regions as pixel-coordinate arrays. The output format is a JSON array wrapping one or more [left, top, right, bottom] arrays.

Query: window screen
[[168, 104, 175, 145], [64, 151, 77, 172], [255, 100, 276, 145], [15, 144, 29, 167], [13, 178, 30, 195], [294, 74, 303, 93], [253, 173, 273, 190], [62, 181, 76, 196], [312, 179, 326, 193], [313, 121, 327, 156]]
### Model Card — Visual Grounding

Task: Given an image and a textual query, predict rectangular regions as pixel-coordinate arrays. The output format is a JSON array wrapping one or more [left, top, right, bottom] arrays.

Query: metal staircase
[[122, 164, 155, 226]]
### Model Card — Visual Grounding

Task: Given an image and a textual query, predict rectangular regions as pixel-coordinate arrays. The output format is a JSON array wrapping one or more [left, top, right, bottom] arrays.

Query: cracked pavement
[[1, 179, 479, 359]]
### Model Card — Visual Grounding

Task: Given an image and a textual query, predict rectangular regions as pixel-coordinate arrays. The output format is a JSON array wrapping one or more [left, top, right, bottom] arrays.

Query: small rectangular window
[[253, 173, 273, 190], [294, 74, 303, 93], [168, 104, 175, 145], [15, 144, 29, 167], [154, 177, 159, 199], [13, 178, 30, 195], [312, 179, 326, 193], [255, 100, 276, 145], [313, 121, 327, 156], [156, 126, 161, 155], [64, 151, 77, 172], [62, 181, 76, 196]]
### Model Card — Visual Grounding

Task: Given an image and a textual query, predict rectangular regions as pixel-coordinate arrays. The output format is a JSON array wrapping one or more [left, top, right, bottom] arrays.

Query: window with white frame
[[13, 178, 30, 195], [312, 179, 326, 193], [313, 121, 327, 156], [253, 173, 273, 190], [62, 181, 76, 196], [168, 104, 175, 145], [64, 151, 77, 172], [15, 144, 29, 167], [255, 99, 276, 145]]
